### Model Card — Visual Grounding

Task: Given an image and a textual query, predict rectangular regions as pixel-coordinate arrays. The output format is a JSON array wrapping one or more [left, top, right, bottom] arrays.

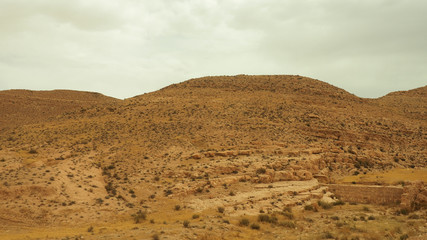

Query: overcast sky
[[0, 0, 426, 99]]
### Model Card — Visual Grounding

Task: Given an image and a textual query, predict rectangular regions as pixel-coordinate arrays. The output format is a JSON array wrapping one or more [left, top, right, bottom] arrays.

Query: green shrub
[[399, 208, 409, 215]]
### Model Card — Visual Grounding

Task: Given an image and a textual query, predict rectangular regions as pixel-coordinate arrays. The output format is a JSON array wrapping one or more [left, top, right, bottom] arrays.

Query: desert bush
[[408, 214, 419, 219], [217, 207, 225, 213], [282, 211, 294, 219], [174, 205, 181, 211], [258, 214, 278, 224], [164, 189, 173, 196], [183, 220, 190, 228], [132, 210, 147, 223], [400, 234, 409, 240], [318, 200, 332, 209], [335, 222, 346, 227], [304, 205, 314, 211], [152, 234, 160, 240], [256, 168, 266, 174], [239, 218, 250, 226], [279, 220, 295, 228], [323, 231, 334, 239], [398, 208, 409, 215], [258, 214, 270, 222], [250, 223, 260, 230], [192, 214, 200, 219], [29, 149, 38, 154]]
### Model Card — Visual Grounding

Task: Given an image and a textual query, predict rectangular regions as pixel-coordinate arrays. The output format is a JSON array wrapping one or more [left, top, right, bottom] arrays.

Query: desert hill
[[374, 85, 427, 121], [0, 89, 120, 129], [0, 75, 425, 239]]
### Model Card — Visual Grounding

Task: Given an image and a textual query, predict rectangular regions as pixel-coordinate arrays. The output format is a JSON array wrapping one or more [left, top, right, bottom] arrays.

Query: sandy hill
[[374, 85, 427, 121], [0, 75, 425, 239], [0, 89, 120, 129]]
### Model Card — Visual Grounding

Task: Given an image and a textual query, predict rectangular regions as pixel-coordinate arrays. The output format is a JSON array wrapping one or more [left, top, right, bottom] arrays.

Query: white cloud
[[0, 0, 426, 99]]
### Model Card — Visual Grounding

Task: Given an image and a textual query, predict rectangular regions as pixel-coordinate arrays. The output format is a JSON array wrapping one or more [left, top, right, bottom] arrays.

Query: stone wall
[[327, 184, 403, 205]]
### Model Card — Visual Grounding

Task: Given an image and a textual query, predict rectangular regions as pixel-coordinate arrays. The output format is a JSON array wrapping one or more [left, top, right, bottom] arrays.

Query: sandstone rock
[[273, 171, 295, 181], [191, 153, 202, 159], [295, 170, 313, 180], [401, 181, 427, 211], [311, 149, 322, 154], [204, 152, 215, 157], [215, 152, 228, 157], [313, 174, 328, 183], [237, 150, 251, 156], [253, 174, 273, 183]]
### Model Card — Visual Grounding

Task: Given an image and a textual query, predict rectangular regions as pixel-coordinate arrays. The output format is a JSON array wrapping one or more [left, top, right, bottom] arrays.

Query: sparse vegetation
[[217, 207, 225, 213], [0, 75, 425, 240], [239, 218, 250, 226], [279, 220, 295, 228], [256, 168, 266, 174], [132, 210, 147, 223], [318, 200, 333, 209], [250, 223, 260, 230], [183, 220, 190, 228]]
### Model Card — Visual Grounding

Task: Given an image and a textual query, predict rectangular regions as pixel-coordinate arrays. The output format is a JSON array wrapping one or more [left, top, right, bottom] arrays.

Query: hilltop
[[0, 89, 119, 129], [0, 75, 425, 239]]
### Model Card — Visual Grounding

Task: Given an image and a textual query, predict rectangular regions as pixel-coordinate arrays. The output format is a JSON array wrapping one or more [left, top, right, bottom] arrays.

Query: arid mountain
[[0, 75, 425, 240], [0, 89, 119, 129], [374, 85, 427, 121]]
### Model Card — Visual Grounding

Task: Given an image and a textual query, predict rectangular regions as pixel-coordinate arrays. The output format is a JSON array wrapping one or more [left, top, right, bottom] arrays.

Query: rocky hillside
[[0, 89, 119, 129], [0, 75, 425, 238]]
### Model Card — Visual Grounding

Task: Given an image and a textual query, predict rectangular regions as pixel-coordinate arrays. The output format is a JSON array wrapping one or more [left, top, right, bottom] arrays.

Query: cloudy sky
[[0, 0, 426, 99]]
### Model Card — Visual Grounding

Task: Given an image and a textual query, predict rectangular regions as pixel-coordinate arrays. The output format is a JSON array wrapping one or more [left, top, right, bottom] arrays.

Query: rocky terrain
[[0, 75, 425, 239]]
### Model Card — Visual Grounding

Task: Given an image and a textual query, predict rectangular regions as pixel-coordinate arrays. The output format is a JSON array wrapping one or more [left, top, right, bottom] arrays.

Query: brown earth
[[0, 75, 425, 239], [0, 89, 119, 129]]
